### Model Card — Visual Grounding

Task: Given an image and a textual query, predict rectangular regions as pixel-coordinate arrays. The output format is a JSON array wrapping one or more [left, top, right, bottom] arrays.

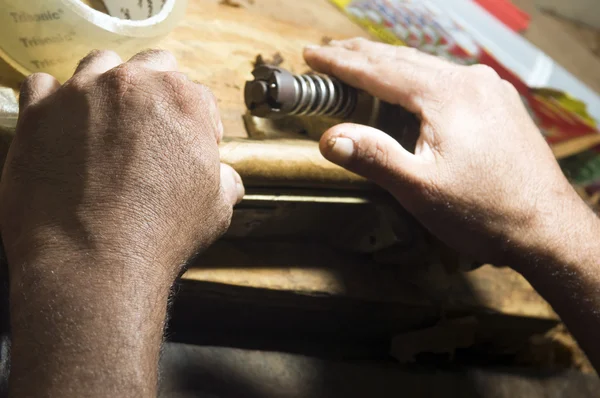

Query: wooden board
[[185, 241, 557, 319]]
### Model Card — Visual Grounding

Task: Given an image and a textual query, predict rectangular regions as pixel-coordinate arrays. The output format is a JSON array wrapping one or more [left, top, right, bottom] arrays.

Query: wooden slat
[[183, 240, 557, 320]]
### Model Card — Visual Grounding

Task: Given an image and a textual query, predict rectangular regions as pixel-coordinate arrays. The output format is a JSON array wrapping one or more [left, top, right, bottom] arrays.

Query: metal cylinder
[[245, 65, 357, 119]]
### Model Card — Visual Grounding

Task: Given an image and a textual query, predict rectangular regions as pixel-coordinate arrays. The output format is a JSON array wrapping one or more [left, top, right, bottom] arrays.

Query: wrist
[[508, 196, 600, 372], [8, 246, 173, 396], [7, 234, 179, 288], [510, 194, 600, 276]]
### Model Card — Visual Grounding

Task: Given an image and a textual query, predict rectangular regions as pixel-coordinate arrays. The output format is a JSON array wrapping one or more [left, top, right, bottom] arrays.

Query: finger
[[191, 83, 223, 144], [328, 37, 451, 68], [215, 113, 224, 144], [73, 50, 123, 77], [304, 42, 443, 114], [127, 49, 178, 72], [203, 88, 224, 144], [220, 163, 245, 206], [19, 73, 61, 114], [319, 123, 426, 193]]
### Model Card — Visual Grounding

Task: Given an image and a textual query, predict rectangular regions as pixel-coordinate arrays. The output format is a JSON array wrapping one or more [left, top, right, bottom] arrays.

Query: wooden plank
[[183, 241, 557, 320], [219, 138, 369, 188]]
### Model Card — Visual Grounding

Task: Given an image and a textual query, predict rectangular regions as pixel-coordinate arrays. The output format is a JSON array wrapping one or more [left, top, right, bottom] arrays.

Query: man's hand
[[1, 50, 244, 396], [305, 38, 600, 370], [305, 39, 595, 268], [3, 49, 243, 277]]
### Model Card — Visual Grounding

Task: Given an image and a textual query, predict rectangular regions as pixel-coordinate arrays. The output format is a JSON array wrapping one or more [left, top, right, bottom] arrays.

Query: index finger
[[303, 40, 449, 115]]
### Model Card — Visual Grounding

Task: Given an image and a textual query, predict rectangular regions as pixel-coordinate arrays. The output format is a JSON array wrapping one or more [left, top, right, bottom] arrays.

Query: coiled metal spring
[[288, 74, 357, 118]]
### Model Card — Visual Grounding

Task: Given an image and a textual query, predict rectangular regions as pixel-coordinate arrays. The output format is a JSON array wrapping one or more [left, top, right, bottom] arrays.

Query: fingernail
[[326, 136, 354, 164], [305, 44, 321, 51]]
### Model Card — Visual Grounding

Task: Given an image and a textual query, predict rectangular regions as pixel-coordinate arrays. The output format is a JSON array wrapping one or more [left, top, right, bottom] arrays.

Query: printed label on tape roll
[[0, 0, 186, 81], [103, 0, 166, 20]]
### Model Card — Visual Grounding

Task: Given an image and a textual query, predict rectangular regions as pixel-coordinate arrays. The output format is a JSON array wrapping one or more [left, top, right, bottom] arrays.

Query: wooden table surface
[[0, 0, 590, 316], [0, 0, 596, 370]]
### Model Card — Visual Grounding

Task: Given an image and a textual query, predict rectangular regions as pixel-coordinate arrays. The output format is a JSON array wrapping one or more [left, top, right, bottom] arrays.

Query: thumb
[[220, 163, 245, 206], [319, 123, 422, 193]]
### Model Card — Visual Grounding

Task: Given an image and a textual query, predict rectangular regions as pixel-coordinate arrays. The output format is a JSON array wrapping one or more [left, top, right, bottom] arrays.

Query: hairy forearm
[[515, 199, 600, 371], [8, 250, 174, 397]]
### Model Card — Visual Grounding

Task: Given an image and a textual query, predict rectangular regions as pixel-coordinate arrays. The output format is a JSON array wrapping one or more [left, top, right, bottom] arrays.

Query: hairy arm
[[9, 253, 172, 396], [1, 49, 244, 396], [515, 199, 600, 369]]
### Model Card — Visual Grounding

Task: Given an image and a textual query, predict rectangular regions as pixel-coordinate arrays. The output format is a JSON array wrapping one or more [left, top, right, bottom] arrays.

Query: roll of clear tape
[[0, 0, 187, 82]]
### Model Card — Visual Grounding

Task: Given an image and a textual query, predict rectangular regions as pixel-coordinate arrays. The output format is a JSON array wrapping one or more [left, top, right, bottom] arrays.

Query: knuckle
[[343, 37, 370, 51], [95, 64, 144, 99], [366, 53, 386, 66], [63, 75, 89, 95], [501, 79, 519, 97], [129, 49, 178, 71], [394, 46, 419, 59], [467, 64, 499, 81], [19, 72, 58, 107], [161, 74, 208, 115], [88, 49, 119, 60], [457, 65, 501, 101], [22, 72, 52, 89], [161, 71, 188, 91], [111, 63, 141, 80], [136, 48, 176, 61], [76, 49, 120, 71], [104, 63, 142, 87]]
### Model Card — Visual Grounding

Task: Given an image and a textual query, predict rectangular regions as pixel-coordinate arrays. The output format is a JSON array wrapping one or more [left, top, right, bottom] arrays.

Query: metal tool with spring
[[244, 64, 420, 154], [244, 65, 358, 119]]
